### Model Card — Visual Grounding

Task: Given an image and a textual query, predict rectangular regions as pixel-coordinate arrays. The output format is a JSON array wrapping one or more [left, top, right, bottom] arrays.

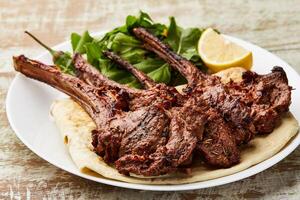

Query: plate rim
[[6, 32, 300, 191]]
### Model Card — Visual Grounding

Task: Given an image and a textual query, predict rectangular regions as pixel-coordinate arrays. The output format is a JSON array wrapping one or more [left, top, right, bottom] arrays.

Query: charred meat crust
[[14, 54, 202, 176], [133, 27, 291, 139], [13, 27, 292, 176]]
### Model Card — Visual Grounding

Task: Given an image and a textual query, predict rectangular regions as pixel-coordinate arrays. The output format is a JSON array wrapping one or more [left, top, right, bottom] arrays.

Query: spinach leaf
[[148, 63, 171, 84], [164, 17, 205, 85], [126, 11, 167, 37], [71, 31, 93, 54], [84, 42, 102, 66], [30, 11, 208, 88], [165, 17, 202, 60], [87, 11, 171, 87], [133, 58, 165, 73]]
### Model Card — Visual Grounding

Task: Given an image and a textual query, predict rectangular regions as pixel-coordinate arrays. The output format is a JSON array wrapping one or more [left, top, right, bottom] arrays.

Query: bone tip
[[73, 52, 81, 61], [132, 27, 143, 33], [12, 55, 24, 60], [12, 55, 24, 72], [103, 50, 113, 59], [103, 50, 110, 55]]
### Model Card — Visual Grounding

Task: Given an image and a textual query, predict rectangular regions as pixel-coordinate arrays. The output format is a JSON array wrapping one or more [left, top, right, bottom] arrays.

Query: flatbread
[[50, 67, 299, 184], [50, 100, 298, 185]]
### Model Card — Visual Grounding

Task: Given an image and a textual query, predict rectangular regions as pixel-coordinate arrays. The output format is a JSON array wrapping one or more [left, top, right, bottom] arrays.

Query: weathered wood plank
[[0, 0, 300, 199]]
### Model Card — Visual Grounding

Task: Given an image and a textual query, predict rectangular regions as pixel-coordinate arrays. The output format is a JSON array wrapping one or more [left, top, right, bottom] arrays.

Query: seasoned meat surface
[[13, 54, 204, 176], [13, 28, 292, 176], [133, 27, 291, 136], [227, 67, 291, 133], [197, 108, 240, 167], [133, 27, 292, 166], [115, 100, 206, 176]]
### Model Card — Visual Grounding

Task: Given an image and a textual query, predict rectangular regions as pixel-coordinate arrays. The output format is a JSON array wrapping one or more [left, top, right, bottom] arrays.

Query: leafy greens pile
[[49, 12, 206, 88]]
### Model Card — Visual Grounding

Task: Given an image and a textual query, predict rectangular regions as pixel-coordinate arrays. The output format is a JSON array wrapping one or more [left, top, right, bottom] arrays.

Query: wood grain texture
[[0, 0, 299, 199]]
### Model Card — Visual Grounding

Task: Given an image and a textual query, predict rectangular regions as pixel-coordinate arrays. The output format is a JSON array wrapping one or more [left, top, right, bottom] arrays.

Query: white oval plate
[[6, 32, 300, 191]]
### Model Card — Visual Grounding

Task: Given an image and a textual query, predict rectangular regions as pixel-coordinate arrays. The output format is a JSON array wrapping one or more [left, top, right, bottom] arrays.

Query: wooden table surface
[[1, 0, 300, 199]]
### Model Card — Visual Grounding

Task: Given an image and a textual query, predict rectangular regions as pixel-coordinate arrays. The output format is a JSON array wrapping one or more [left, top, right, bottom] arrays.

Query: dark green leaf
[[110, 33, 141, 51], [134, 58, 165, 73], [85, 42, 102, 66], [126, 15, 137, 28], [71, 31, 93, 54], [61, 11, 208, 88], [71, 33, 81, 52], [164, 17, 182, 51], [147, 63, 171, 84]]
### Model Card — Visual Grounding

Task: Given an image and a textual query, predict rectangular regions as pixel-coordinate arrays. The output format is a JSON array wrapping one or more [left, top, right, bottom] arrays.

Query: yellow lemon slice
[[198, 28, 253, 72]]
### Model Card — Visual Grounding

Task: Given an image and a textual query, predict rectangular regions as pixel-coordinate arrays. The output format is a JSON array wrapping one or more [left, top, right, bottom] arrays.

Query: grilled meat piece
[[115, 101, 205, 176], [133, 27, 291, 139], [13, 54, 206, 176], [197, 106, 240, 167], [103, 51, 240, 169], [14, 27, 292, 175], [227, 67, 292, 133], [133, 27, 255, 145]]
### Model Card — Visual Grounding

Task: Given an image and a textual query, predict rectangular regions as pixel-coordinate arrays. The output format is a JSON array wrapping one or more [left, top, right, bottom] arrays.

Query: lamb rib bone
[[133, 27, 256, 144], [132, 27, 291, 136], [103, 51, 157, 89], [13, 55, 205, 176], [102, 51, 241, 168]]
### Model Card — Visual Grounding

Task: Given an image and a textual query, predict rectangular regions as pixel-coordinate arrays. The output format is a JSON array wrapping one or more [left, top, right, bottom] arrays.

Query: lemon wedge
[[198, 28, 252, 72]]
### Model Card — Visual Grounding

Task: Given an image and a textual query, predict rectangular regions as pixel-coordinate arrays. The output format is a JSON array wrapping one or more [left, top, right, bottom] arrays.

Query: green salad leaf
[[69, 11, 173, 88], [28, 11, 207, 88], [71, 31, 93, 54], [164, 17, 205, 85]]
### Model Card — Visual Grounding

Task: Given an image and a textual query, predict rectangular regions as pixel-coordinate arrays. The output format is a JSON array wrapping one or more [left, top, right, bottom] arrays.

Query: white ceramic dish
[[6, 32, 300, 191]]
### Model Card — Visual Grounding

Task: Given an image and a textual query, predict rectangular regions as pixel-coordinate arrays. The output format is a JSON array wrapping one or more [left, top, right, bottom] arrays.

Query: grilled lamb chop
[[132, 27, 291, 140], [102, 51, 240, 168], [13, 54, 207, 176], [14, 27, 291, 174], [226, 68, 292, 133]]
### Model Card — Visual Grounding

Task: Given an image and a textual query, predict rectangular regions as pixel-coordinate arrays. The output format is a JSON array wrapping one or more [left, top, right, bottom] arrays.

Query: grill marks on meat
[[133, 28, 256, 145], [93, 106, 170, 165], [13, 54, 203, 176], [197, 108, 240, 167], [13, 27, 292, 176], [229, 67, 292, 133], [133, 27, 291, 138], [13, 55, 116, 128], [185, 98, 240, 167], [100, 50, 241, 171], [195, 83, 255, 144], [132, 27, 291, 166], [116, 101, 205, 176]]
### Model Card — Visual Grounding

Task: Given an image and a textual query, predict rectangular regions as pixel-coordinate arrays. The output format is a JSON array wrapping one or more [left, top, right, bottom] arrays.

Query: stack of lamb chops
[[13, 27, 292, 177]]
